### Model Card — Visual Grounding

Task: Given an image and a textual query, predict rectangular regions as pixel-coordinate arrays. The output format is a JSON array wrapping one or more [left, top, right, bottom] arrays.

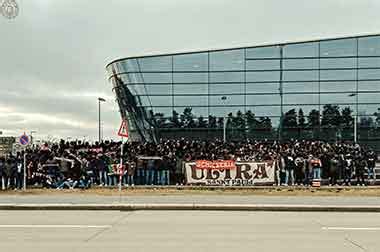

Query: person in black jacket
[[0, 157, 4, 190], [355, 154, 367, 186], [366, 150, 377, 181], [329, 155, 339, 186], [284, 152, 295, 186], [343, 154, 354, 186]]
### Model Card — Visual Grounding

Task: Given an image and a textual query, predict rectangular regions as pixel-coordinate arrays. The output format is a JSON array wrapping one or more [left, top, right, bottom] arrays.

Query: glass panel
[[358, 81, 380, 91], [173, 73, 208, 83], [320, 58, 355, 69], [210, 72, 243, 82], [283, 105, 319, 117], [210, 83, 244, 95], [246, 46, 280, 59], [246, 71, 280, 82], [358, 104, 380, 116], [115, 59, 139, 74], [320, 38, 356, 57], [246, 59, 280, 70], [136, 95, 152, 107], [283, 82, 318, 93], [113, 73, 130, 84], [173, 84, 208, 95], [127, 84, 147, 96], [174, 95, 208, 106], [359, 57, 380, 68], [320, 93, 355, 104], [358, 93, 380, 103], [246, 106, 281, 116], [246, 83, 279, 94], [209, 95, 244, 106], [283, 70, 318, 81], [246, 95, 280, 105], [359, 69, 380, 80], [126, 73, 144, 84], [320, 70, 356, 80], [147, 107, 173, 117], [283, 42, 318, 57], [174, 107, 209, 117], [144, 84, 172, 95], [320, 81, 356, 92], [149, 95, 173, 106], [283, 94, 319, 105], [138, 56, 172, 72], [359, 36, 380, 56], [173, 53, 208, 72], [210, 49, 244, 71], [209, 106, 245, 117], [142, 73, 172, 83], [283, 59, 318, 69]]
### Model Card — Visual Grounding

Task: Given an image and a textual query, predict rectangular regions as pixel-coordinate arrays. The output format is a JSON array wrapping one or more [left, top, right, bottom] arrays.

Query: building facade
[[106, 34, 380, 145]]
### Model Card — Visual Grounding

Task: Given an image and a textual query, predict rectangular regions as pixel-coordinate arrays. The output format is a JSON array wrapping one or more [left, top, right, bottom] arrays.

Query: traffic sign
[[19, 133, 29, 146], [118, 120, 129, 138]]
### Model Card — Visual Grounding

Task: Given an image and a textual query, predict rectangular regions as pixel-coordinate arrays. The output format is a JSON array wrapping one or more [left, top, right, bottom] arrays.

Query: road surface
[[0, 210, 379, 251], [0, 194, 380, 206]]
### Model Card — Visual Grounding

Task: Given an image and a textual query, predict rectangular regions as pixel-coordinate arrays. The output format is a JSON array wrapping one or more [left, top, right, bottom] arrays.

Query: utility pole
[[98, 97, 106, 143]]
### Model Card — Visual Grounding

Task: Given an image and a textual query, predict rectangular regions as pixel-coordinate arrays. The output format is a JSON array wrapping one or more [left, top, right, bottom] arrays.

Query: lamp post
[[348, 93, 357, 143], [30, 130, 37, 147], [221, 96, 228, 143], [98, 97, 106, 143]]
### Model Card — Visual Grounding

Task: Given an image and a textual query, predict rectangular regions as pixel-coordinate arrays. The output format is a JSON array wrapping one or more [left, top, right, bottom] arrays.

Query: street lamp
[[348, 93, 357, 143], [30, 130, 37, 146], [98, 97, 106, 143], [221, 96, 228, 143]]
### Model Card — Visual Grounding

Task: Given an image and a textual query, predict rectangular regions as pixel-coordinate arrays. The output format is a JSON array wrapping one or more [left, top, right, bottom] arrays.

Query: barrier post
[[23, 152, 27, 191], [119, 137, 123, 192]]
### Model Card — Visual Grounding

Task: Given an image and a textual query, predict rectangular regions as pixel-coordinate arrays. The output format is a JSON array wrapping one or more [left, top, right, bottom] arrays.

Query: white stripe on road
[[0, 225, 112, 229], [323, 227, 380, 231]]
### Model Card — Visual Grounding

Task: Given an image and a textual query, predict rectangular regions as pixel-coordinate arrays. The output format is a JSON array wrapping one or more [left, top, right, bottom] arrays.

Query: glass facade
[[107, 34, 380, 144]]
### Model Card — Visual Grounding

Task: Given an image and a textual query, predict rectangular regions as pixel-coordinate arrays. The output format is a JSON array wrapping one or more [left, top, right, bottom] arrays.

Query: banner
[[185, 161, 274, 186], [195, 160, 236, 170]]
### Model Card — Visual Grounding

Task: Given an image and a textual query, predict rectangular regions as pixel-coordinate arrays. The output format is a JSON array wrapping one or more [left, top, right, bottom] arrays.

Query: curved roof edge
[[106, 32, 380, 69]]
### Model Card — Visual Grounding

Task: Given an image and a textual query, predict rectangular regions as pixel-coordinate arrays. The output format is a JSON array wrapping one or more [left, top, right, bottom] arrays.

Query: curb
[[1, 204, 380, 212]]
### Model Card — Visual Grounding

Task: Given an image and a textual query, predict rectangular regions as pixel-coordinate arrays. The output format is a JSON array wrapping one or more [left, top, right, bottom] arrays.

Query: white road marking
[[322, 227, 380, 231], [0, 225, 112, 229]]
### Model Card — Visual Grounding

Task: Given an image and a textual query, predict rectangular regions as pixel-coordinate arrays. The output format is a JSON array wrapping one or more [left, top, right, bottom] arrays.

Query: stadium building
[[106, 34, 380, 147]]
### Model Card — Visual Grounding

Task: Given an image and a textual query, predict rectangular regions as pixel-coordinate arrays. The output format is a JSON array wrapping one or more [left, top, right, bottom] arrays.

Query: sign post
[[19, 133, 30, 191], [117, 120, 129, 192]]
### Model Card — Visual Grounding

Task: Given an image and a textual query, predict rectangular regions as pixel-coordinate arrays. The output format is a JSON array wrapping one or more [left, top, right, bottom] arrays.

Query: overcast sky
[[1, 0, 380, 141]]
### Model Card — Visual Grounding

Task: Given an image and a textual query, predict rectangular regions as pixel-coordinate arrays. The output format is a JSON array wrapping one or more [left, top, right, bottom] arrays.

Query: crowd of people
[[0, 138, 377, 190]]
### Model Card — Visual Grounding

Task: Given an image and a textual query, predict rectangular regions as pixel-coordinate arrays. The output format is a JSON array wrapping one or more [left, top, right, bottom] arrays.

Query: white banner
[[185, 161, 275, 186]]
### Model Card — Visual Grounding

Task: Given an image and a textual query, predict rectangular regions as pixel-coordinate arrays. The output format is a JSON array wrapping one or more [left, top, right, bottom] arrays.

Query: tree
[[259, 117, 272, 130], [360, 116, 374, 128], [298, 109, 306, 128], [208, 115, 217, 128], [153, 113, 166, 128], [373, 108, 380, 126], [282, 109, 298, 128], [308, 109, 320, 127], [245, 110, 259, 133], [181, 107, 195, 128], [321, 104, 341, 127], [227, 112, 234, 129], [170, 110, 182, 128], [197, 116, 207, 128], [341, 107, 353, 127], [233, 110, 245, 130], [217, 117, 224, 128]]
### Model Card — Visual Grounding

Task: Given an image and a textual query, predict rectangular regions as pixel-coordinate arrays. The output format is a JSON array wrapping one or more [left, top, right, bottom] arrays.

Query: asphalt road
[[1, 210, 380, 251], [0, 194, 380, 206]]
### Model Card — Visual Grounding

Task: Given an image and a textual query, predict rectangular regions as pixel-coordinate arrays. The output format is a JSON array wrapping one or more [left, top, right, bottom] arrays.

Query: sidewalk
[[0, 190, 380, 212]]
